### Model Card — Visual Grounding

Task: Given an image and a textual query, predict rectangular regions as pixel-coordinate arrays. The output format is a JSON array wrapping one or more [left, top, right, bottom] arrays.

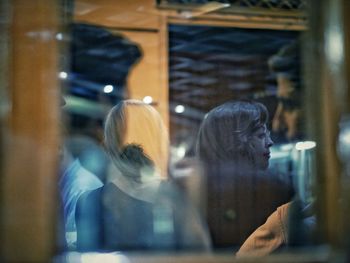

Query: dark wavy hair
[[196, 100, 268, 167]]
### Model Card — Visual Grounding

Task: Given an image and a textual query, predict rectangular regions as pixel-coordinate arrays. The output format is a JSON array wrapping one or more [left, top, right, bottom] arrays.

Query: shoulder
[[236, 202, 291, 257], [76, 187, 103, 216], [61, 159, 103, 194], [259, 202, 290, 241]]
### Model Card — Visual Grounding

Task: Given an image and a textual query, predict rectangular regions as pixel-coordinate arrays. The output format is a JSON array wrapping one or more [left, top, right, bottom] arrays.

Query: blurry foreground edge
[[53, 246, 338, 263]]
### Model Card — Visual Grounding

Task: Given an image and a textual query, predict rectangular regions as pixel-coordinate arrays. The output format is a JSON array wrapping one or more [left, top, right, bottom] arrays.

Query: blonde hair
[[104, 100, 169, 180]]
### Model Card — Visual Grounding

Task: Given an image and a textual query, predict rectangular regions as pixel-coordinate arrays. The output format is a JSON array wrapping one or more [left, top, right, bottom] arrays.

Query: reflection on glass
[[4, 0, 350, 261], [75, 100, 211, 251]]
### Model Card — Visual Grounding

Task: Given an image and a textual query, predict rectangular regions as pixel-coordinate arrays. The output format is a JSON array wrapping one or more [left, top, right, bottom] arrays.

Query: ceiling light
[[56, 33, 63, 41], [103, 85, 114, 93], [143, 96, 153, 104], [175, 105, 185, 113], [295, 141, 316, 151], [59, 72, 68, 79]]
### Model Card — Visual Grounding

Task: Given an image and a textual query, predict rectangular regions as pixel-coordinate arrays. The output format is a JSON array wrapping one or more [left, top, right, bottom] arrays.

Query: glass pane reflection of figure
[[230, 41, 319, 255], [59, 23, 144, 250], [196, 100, 294, 251], [76, 100, 211, 252], [60, 139, 104, 248], [269, 41, 302, 143]]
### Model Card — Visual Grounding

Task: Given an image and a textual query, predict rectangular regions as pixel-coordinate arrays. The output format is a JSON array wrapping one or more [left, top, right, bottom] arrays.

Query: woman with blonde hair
[[104, 99, 168, 183], [76, 100, 210, 251]]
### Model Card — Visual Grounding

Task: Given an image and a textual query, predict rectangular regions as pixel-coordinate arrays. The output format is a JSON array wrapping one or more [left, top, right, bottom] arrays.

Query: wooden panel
[[74, 0, 160, 30], [73, 1, 169, 126], [1, 0, 60, 261], [74, 0, 306, 31], [158, 15, 170, 128], [118, 30, 169, 127], [167, 14, 307, 31]]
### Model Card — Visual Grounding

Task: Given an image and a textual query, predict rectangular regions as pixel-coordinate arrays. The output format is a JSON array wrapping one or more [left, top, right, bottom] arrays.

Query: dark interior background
[[168, 24, 299, 153]]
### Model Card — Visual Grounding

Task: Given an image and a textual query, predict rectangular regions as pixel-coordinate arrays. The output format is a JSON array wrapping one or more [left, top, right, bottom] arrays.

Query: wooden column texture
[[1, 0, 60, 261], [305, 0, 348, 248]]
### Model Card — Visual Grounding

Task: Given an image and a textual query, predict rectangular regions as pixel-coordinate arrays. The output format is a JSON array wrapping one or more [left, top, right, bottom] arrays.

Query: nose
[[266, 134, 273, 148]]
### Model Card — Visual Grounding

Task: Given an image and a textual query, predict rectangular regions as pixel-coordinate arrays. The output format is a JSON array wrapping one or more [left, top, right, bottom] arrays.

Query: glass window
[[1, 0, 350, 262]]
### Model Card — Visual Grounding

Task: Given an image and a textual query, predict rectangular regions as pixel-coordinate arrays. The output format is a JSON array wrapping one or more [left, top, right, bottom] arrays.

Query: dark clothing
[[76, 181, 210, 252], [205, 163, 294, 250]]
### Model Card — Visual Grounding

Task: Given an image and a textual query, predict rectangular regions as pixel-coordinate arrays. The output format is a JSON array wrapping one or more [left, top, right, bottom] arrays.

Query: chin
[[258, 162, 269, 171]]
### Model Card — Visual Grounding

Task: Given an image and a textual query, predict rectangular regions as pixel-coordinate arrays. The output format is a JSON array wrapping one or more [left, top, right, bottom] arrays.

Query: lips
[[263, 152, 271, 158]]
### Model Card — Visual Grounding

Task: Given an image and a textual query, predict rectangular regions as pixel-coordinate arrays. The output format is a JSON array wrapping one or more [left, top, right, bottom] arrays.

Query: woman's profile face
[[249, 125, 273, 170]]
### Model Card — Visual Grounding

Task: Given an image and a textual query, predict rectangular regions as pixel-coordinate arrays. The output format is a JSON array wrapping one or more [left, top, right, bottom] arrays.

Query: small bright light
[[180, 11, 192, 19], [325, 27, 343, 67], [103, 85, 114, 93], [175, 105, 185, 114], [59, 71, 68, 79], [56, 33, 63, 40], [81, 253, 130, 263], [340, 129, 350, 144], [295, 141, 316, 151], [176, 145, 186, 159], [143, 96, 153, 104]]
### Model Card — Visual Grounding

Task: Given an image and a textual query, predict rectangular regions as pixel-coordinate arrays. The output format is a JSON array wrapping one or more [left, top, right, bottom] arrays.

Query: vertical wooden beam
[[158, 14, 169, 129], [0, 0, 11, 258], [305, 0, 347, 247], [1, 0, 60, 261], [339, 0, 350, 252]]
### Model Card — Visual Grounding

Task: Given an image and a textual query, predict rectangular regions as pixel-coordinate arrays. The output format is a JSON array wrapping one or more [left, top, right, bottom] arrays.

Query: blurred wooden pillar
[[339, 0, 350, 253], [305, 0, 349, 248], [1, 0, 61, 261]]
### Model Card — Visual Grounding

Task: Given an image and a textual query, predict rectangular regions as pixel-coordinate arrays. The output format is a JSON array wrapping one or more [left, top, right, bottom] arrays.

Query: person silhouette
[[76, 100, 211, 251], [196, 100, 294, 251], [59, 23, 143, 249], [268, 41, 302, 142]]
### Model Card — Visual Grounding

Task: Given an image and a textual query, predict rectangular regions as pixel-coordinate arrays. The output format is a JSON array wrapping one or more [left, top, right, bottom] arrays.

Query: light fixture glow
[[143, 96, 153, 104], [81, 253, 129, 263], [175, 105, 185, 114], [176, 145, 186, 159], [103, 85, 114, 93], [340, 129, 350, 144], [295, 141, 316, 151], [59, 71, 68, 79], [56, 33, 63, 40]]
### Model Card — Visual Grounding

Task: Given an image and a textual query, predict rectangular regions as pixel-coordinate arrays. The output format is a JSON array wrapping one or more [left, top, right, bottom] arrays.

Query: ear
[[237, 133, 248, 150], [237, 134, 255, 160]]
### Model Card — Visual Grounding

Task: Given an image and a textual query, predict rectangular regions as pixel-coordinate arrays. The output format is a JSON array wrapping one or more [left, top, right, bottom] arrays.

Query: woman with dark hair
[[76, 100, 210, 252], [197, 100, 272, 170], [196, 100, 294, 251]]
